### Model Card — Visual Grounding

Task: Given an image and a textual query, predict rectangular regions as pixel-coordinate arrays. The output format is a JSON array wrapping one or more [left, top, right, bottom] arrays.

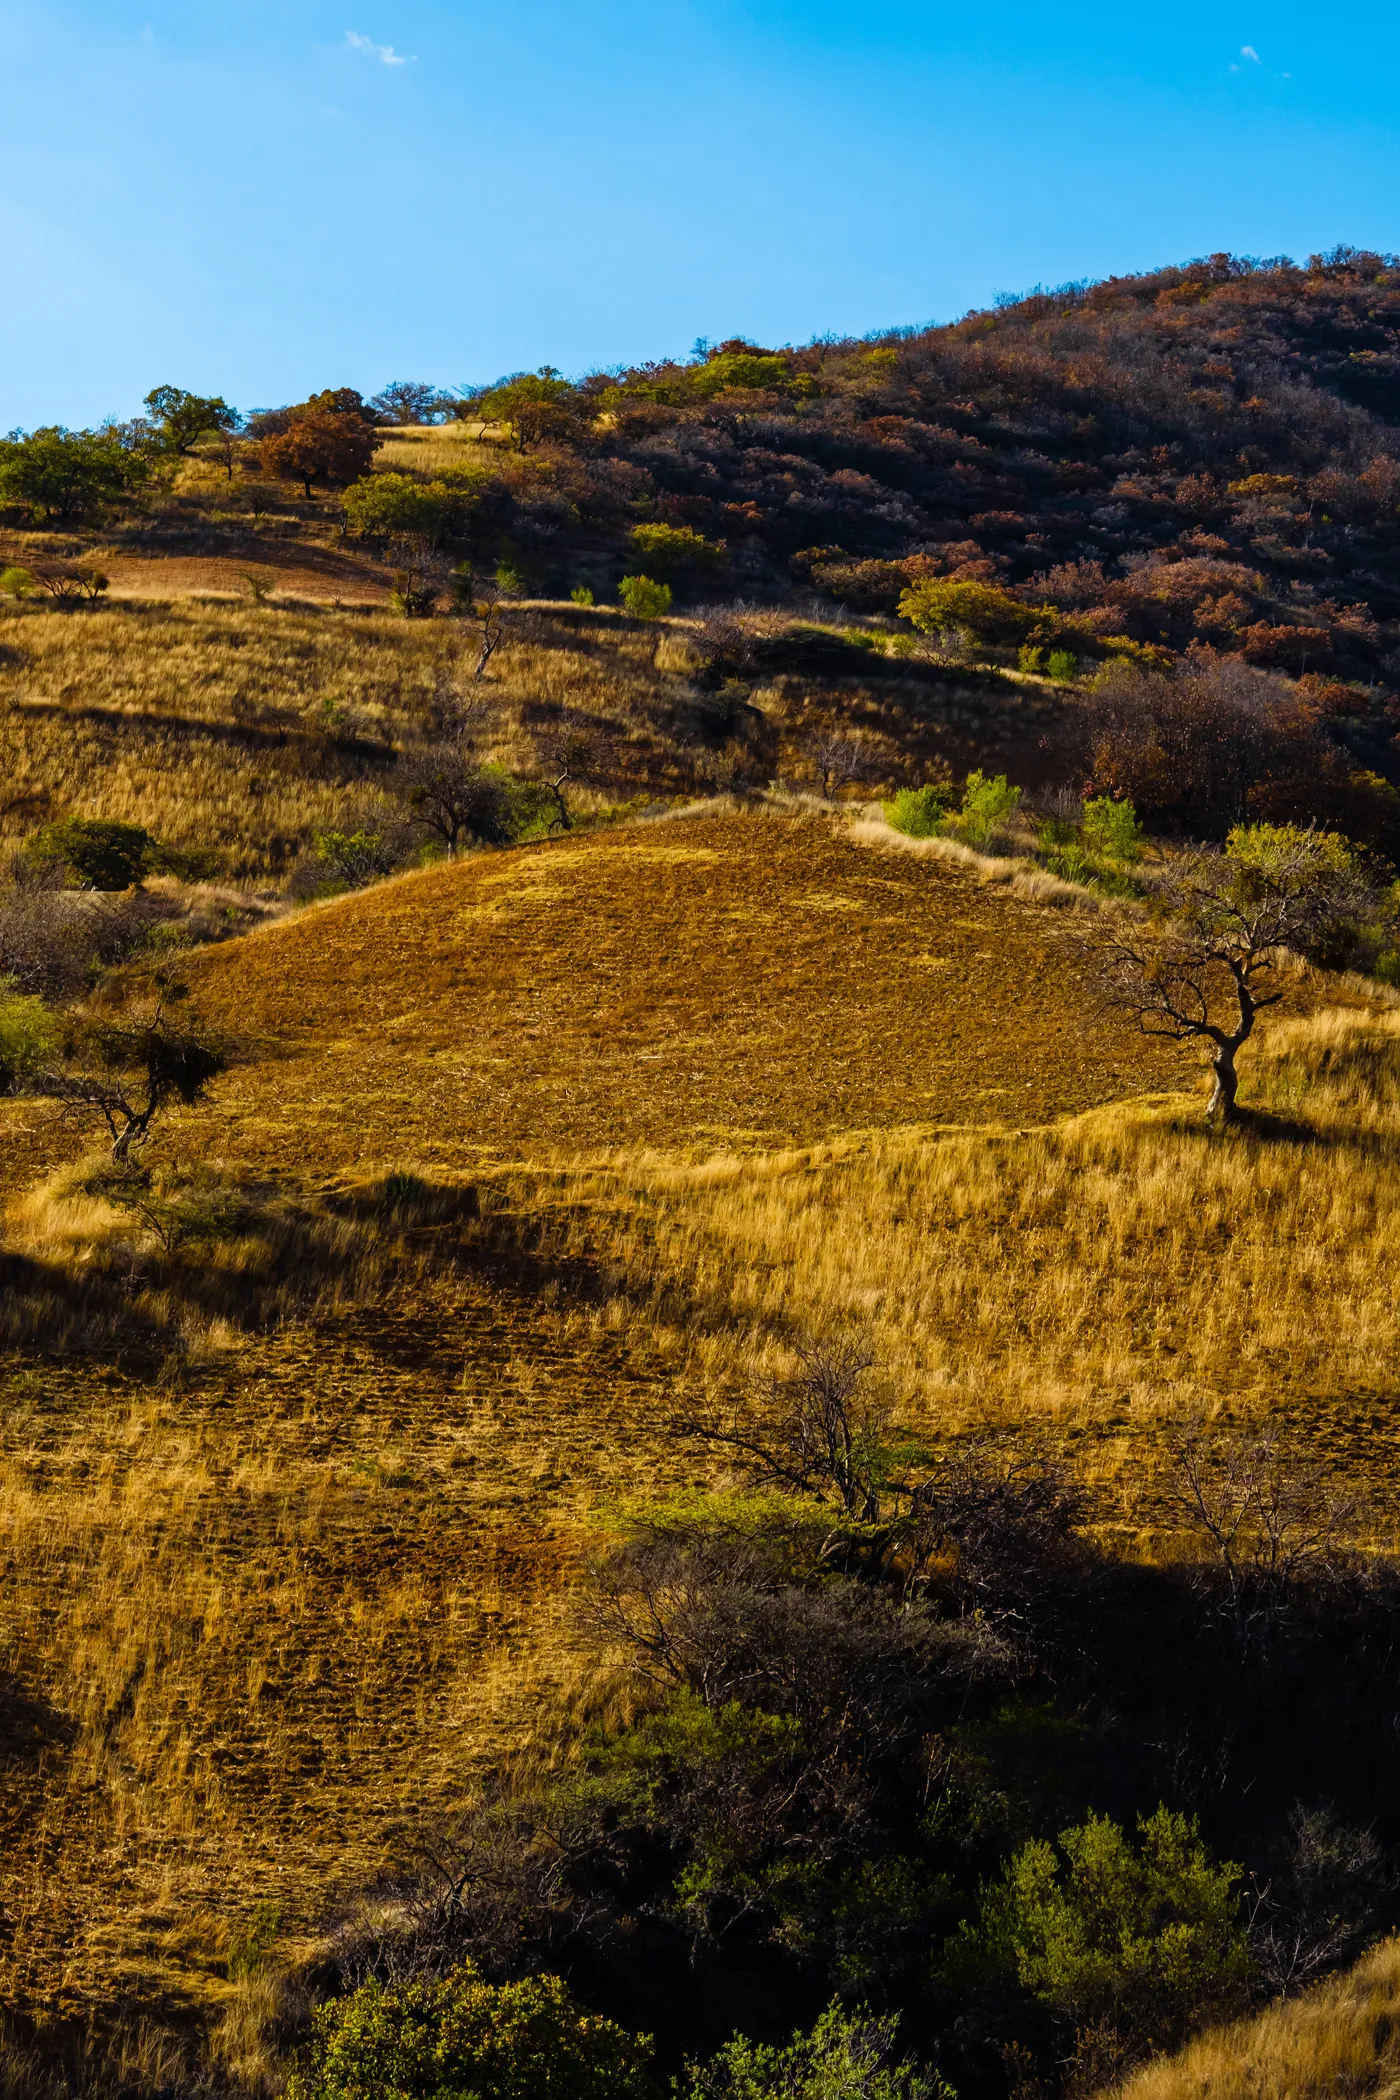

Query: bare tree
[[1094, 829, 1368, 1121], [386, 535, 453, 619], [531, 721, 597, 832], [804, 728, 872, 799], [396, 688, 512, 857], [680, 1339, 889, 1524], [1169, 1418, 1362, 1654], [451, 572, 509, 677], [35, 992, 226, 1158], [1247, 1807, 1392, 1994]]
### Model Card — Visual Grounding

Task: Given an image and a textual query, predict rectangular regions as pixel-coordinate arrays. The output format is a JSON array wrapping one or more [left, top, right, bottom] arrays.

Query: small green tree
[[946, 770, 1021, 847], [24, 817, 155, 891], [0, 427, 147, 524], [884, 783, 957, 837], [897, 579, 1040, 648], [0, 983, 59, 1092], [143, 385, 241, 456], [311, 829, 398, 889], [951, 1807, 1251, 2075], [343, 473, 477, 547], [682, 2003, 945, 2099], [1095, 823, 1367, 1121], [629, 523, 726, 586], [0, 565, 37, 601], [619, 575, 672, 619], [285, 1964, 653, 2100], [1079, 795, 1144, 867], [472, 369, 582, 451]]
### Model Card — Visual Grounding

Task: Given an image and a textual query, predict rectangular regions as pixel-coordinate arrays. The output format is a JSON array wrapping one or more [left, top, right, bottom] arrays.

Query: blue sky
[[2, 1, 1398, 428]]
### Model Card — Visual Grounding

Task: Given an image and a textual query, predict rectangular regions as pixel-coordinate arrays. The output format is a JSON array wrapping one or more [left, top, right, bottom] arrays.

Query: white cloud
[[346, 29, 409, 65], [1241, 44, 1261, 62]]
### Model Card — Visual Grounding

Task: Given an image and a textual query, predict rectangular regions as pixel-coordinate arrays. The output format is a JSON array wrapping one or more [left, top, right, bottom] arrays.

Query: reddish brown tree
[[260, 390, 382, 497]]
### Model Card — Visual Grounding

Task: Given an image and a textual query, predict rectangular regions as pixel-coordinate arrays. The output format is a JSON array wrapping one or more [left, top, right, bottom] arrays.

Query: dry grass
[[0, 601, 706, 877], [1, 796, 1398, 2078], [1112, 1938, 1400, 2100]]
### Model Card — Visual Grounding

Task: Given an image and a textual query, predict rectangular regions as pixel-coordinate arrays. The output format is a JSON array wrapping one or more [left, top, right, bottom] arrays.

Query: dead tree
[[805, 728, 871, 799], [1169, 1418, 1361, 1654], [396, 689, 510, 856], [37, 993, 226, 1158], [531, 723, 597, 832]]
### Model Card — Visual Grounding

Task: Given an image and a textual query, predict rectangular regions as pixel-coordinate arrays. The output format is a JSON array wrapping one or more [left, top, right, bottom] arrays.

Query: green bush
[[570, 585, 595, 606], [1046, 649, 1077, 682], [1018, 644, 1047, 673], [682, 2003, 946, 2099], [619, 574, 673, 619], [949, 1806, 1251, 2067], [629, 523, 726, 584], [1079, 795, 1144, 866], [897, 579, 1040, 647], [0, 983, 59, 1089], [0, 564, 37, 601], [311, 829, 398, 890], [947, 770, 1021, 847], [24, 817, 156, 891], [285, 1963, 652, 2100], [884, 783, 957, 838]]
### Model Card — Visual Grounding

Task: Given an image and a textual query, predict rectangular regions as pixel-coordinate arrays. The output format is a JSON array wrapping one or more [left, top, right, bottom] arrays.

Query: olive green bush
[[286, 1964, 653, 2100]]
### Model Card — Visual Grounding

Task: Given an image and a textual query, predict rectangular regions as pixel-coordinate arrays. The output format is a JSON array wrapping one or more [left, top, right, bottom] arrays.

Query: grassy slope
[[0, 597, 1061, 876], [1113, 1937, 1400, 2100], [2, 807, 1399, 2068]]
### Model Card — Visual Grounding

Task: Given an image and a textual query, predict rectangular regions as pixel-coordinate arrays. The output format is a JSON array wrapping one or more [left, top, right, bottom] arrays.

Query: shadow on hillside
[[13, 696, 397, 764], [0, 1672, 75, 1767]]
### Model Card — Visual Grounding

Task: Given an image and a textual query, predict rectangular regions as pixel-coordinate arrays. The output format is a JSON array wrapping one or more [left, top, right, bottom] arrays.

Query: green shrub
[[1079, 795, 1144, 866], [884, 783, 957, 838], [0, 983, 59, 1089], [1375, 948, 1400, 986], [311, 829, 398, 890], [24, 816, 156, 891], [1046, 649, 1078, 682], [619, 574, 673, 619], [897, 579, 1039, 647], [570, 585, 595, 606], [1018, 644, 1047, 673], [947, 770, 1021, 847], [948, 1806, 1251, 2068], [0, 564, 37, 601], [629, 523, 726, 584], [682, 2003, 946, 2099], [285, 1963, 653, 2100]]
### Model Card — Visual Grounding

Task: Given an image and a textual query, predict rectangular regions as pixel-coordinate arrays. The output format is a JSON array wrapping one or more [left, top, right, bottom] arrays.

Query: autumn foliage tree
[[260, 388, 381, 497]]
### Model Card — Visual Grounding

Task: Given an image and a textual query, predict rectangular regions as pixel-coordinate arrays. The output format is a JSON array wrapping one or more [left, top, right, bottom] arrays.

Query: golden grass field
[[3, 798, 1400, 2082], [0, 596, 1059, 880], [1, 548, 1399, 2089]]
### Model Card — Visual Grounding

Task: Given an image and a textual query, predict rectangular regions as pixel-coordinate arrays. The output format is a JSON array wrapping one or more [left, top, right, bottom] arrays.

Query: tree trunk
[[1208, 1041, 1240, 1123]]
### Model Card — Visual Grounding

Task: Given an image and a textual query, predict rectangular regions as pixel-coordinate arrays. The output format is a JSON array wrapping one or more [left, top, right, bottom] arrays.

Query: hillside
[[5, 255, 1400, 2100], [3, 806, 1400, 2092]]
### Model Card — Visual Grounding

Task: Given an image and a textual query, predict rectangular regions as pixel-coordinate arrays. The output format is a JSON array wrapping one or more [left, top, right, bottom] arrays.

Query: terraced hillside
[[1, 807, 1398, 2079]]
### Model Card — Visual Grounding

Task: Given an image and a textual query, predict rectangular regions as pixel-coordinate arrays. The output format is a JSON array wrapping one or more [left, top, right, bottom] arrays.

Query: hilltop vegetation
[[3, 255, 1400, 2100]]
